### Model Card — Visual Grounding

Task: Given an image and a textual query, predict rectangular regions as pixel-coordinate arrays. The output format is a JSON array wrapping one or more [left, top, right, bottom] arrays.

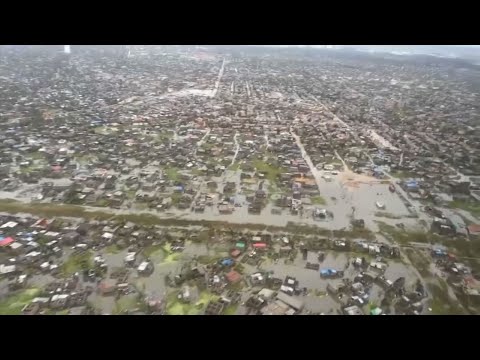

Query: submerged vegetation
[[449, 200, 480, 218], [311, 196, 327, 205], [166, 291, 220, 315], [428, 281, 467, 315], [61, 251, 93, 276], [0, 288, 41, 315]]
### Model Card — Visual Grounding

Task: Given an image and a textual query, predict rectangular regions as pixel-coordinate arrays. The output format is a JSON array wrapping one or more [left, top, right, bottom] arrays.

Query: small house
[[226, 270, 242, 284], [204, 301, 225, 315], [230, 249, 242, 258], [137, 261, 154, 275], [98, 279, 117, 296], [276, 292, 304, 312], [343, 305, 363, 315]]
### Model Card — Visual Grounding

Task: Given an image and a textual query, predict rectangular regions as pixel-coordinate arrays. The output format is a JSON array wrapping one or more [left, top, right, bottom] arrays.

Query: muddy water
[[384, 261, 419, 285], [182, 243, 210, 258], [89, 247, 183, 313], [184, 167, 415, 231], [30, 274, 57, 288], [304, 295, 343, 314], [240, 249, 421, 314], [244, 252, 350, 292], [241, 253, 349, 314], [318, 176, 412, 230], [439, 208, 468, 235]]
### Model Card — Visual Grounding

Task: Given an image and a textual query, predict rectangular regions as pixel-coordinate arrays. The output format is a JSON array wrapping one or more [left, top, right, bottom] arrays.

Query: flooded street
[[0, 166, 422, 233]]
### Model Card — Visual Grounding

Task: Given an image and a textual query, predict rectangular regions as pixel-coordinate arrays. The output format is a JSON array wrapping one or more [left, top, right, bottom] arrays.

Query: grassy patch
[[201, 142, 215, 151], [375, 220, 435, 245], [314, 289, 327, 297], [61, 251, 93, 276], [311, 196, 327, 205], [113, 295, 140, 314], [376, 221, 397, 233], [235, 263, 245, 274], [252, 160, 284, 183], [228, 163, 241, 171], [448, 200, 480, 218], [197, 254, 222, 265], [166, 291, 220, 315], [105, 244, 121, 254], [404, 248, 431, 278], [126, 190, 137, 200], [391, 171, 415, 179], [171, 193, 182, 206], [159, 243, 181, 263], [428, 282, 467, 315], [134, 203, 149, 211], [19, 163, 45, 174], [157, 131, 174, 141], [76, 154, 96, 164], [94, 199, 109, 207], [28, 151, 44, 160], [0, 288, 41, 315], [191, 169, 203, 176], [375, 212, 402, 219], [228, 281, 246, 292], [144, 244, 163, 257], [335, 227, 376, 240], [164, 167, 180, 182], [55, 309, 70, 315], [224, 304, 239, 315]]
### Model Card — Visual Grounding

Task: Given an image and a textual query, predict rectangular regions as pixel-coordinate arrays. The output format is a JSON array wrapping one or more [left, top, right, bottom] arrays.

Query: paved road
[[194, 128, 211, 157], [290, 129, 323, 194], [211, 58, 226, 98], [334, 150, 349, 171], [231, 132, 240, 165]]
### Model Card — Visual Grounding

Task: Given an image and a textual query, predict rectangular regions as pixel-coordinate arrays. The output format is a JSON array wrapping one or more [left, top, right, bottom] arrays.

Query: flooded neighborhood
[[0, 45, 480, 315]]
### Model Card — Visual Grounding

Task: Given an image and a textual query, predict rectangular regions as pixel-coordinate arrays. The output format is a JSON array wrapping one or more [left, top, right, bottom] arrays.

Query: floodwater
[[0, 166, 421, 234], [0, 178, 73, 202], [242, 251, 351, 313], [167, 163, 417, 231], [30, 274, 57, 288], [89, 243, 207, 313]]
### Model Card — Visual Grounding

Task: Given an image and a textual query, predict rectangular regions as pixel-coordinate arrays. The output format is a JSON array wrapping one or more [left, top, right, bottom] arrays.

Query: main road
[[231, 132, 240, 165], [290, 128, 323, 194]]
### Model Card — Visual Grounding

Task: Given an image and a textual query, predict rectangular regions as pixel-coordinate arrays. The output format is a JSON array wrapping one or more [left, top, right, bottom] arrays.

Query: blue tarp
[[320, 268, 337, 275], [221, 258, 234, 267], [405, 180, 419, 189]]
